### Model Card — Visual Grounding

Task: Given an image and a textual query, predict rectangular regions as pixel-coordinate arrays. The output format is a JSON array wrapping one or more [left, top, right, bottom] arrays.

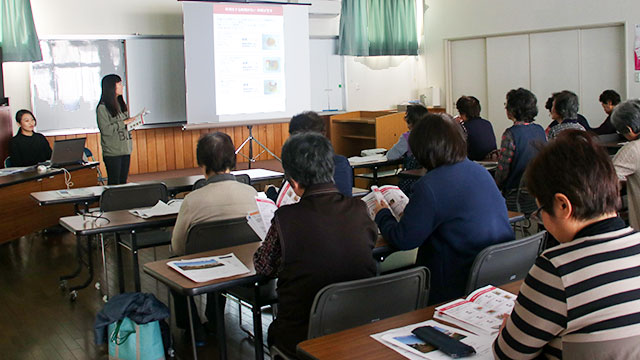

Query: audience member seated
[[254, 132, 377, 357], [544, 92, 591, 136], [611, 99, 640, 229], [547, 90, 586, 140], [594, 89, 622, 136], [387, 104, 429, 195], [9, 109, 52, 166], [374, 113, 513, 304], [455, 95, 497, 161], [494, 130, 640, 359], [266, 111, 352, 200], [495, 88, 547, 211], [171, 132, 258, 345]]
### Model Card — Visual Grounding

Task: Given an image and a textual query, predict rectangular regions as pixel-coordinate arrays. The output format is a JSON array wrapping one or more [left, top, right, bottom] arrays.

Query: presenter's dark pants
[[103, 155, 130, 185]]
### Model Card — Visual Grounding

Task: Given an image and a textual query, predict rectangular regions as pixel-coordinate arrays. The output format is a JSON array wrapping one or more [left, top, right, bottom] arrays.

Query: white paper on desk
[[0, 166, 32, 176], [231, 168, 283, 180], [371, 320, 493, 360], [128, 199, 183, 219], [167, 253, 250, 283], [348, 154, 387, 166], [255, 197, 277, 227], [56, 188, 94, 197], [275, 181, 300, 207], [247, 210, 268, 241]]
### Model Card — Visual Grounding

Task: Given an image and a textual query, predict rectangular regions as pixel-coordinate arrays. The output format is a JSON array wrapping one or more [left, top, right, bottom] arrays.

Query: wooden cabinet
[[0, 105, 11, 168], [329, 111, 408, 157]]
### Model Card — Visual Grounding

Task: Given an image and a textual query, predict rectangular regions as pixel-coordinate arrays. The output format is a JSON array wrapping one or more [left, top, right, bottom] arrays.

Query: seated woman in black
[[9, 109, 52, 166], [374, 113, 513, 304], [455, 95, 497, 161]]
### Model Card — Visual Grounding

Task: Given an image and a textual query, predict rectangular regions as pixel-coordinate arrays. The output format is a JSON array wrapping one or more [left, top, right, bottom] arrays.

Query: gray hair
[[611, 99, 640, 135], [281, 132, 335, 188], [554, 90, 579, 120]]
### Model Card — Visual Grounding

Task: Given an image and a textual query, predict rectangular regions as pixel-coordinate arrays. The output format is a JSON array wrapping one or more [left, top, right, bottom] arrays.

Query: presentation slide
[[182, 1, 311, 126], [213, 4, 286, 115]]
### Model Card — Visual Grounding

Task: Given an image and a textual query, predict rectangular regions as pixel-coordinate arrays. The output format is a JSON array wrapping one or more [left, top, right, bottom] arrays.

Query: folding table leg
[[215, 292, 228, 360], [68, 235, 95, 300], [252, 284, 264, 360], [186, 297, 199, 360], [131, 231, 141, 292], [116, 234, 125, 293], [59, 234, 83, 284], [100, 234, 109, 301]]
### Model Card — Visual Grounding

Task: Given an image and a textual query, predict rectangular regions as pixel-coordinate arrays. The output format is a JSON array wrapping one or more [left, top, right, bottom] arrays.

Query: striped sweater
[[494, 217, 640, 359]]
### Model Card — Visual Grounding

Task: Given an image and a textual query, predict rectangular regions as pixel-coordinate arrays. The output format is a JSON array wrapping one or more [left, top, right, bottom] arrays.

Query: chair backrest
[[235, 174, 250, 185], [307, 266, 430, 339], [192, 174, 251, 191], [4, 156, 10, 168], [185, 217, 261, 255], [83, 147, 94, 158], [465, 231, 546, 295], [100, 183, 169, 212], [192, 178, 206, 191]]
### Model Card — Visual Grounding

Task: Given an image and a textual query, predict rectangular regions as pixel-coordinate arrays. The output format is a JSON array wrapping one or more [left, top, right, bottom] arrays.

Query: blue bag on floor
[[108, 317, 165, 360]]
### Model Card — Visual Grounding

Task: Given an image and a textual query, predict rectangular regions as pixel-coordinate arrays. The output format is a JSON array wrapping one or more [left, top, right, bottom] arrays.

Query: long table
[[31, 168, 285, 208], [296, 280, 523, 360], [0, 162, 98, 244], [143, 236, 392, 360]]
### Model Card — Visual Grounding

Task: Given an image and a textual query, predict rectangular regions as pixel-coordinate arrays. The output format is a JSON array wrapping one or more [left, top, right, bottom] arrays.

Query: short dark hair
[[196, 132, 236, 174], [506, 88, 538, 122], [15, 109, 36, 124], [281, 132, 335, 188], [525, 130, 620, 220], [545, 93, 559, 112], [289, 111, 325, 135], [611, 99, 640, 135], [599, 89, 621, 105], [455, 96, 481, 118], [409, 113, 467, 171], [553, 90, 579, 120], [405, 104, 429, 127]]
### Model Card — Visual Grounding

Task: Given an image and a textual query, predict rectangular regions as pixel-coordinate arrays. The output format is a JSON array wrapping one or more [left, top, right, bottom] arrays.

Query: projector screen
[[182, 1, 311, 126]]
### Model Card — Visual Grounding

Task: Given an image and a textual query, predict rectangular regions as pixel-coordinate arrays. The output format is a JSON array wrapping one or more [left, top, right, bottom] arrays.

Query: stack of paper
[[433, 285, 516, 336], [0, 167, 32, 176], [129, 199, 183, 219], [167, 253, 250, 283], [371, 319, 494, 359], [348, 154, 387, 166], [56, 188, 95, 197]]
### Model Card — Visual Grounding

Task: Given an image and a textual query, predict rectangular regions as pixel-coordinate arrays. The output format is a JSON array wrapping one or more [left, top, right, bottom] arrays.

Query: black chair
[[271, 266, 430, 359], [465, 231, 546, 295], [100, 183, 171, 292], [182, 217, 267, 359], [192, 174, 251, 191]]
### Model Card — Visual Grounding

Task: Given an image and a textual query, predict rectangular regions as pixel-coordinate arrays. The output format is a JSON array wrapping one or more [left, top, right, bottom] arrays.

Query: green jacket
[[97, 104, 132, 157]]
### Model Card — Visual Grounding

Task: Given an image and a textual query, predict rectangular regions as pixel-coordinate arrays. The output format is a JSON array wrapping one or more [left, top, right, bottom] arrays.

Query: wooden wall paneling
[[146, 130, 158, 173], [155, 129, 167, 172], [190, 130, 199, 168], [164, 128, 176, 171], [266, 124, 275, 159], [233, 125, 243, 163], [182, 129, 193, 169], [173, 127, 185, 169], [136, 130, 148, 174], [129, 131, 140, 175]]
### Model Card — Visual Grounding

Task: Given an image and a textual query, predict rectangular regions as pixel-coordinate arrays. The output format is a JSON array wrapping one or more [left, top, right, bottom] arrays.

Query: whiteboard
[[450, 38, 487, 119], [31, 36, 186, 133], [125, 37, 186, 125], [31, 39, 126, 132]]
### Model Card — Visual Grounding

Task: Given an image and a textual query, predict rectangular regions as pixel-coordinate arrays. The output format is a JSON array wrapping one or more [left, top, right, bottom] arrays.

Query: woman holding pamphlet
[[96, 74, 136, 185], [373, 113, 513, 304], [494, 130, 640, 359]]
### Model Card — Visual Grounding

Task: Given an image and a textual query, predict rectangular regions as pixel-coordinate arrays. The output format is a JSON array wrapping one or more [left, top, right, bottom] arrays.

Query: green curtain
[[0, 0, 42, 61], [339, 0, 418, 56]]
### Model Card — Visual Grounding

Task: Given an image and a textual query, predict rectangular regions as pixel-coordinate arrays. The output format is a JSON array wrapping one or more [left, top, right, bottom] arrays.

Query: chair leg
[[100, 234, 109, 301], [131, 231, 141, 292], [116, 234, 125, 294], [252, 285, 264, 360]]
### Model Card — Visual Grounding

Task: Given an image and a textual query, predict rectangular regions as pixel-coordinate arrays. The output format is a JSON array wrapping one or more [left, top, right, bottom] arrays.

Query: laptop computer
[[49, 138, 86, 167]]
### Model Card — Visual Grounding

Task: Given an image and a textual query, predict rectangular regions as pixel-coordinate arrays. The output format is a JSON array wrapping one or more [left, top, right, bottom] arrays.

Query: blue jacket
[[375, 159, 514, 304], [94, 292, 170, 345]]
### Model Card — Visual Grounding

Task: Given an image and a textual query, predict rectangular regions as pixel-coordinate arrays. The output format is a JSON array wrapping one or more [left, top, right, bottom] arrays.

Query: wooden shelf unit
[[329, 111, 408, 157]]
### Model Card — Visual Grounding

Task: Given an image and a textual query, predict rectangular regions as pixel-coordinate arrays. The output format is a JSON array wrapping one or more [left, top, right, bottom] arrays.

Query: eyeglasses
[[530, 206, 544, 224]]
